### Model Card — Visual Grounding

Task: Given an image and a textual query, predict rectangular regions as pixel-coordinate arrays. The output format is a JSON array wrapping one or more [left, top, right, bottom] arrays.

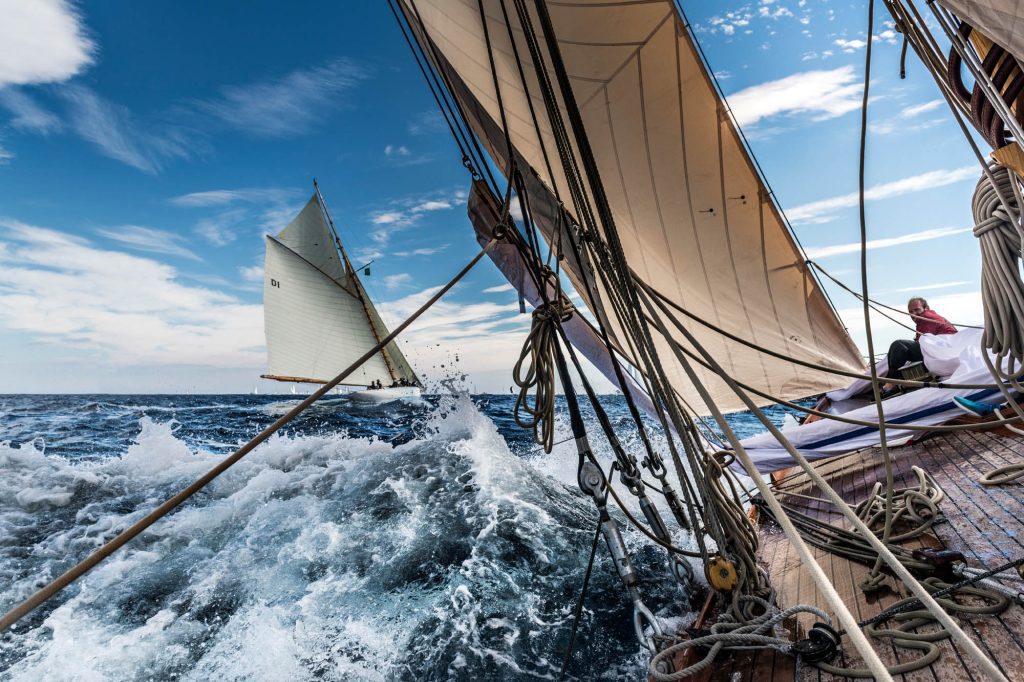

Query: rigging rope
[[557, 521, 602, 682], [636, 281, 1009, 681], [512, 299, 570, 453], [0, 237, 499, 634], [973, 164, 1024, 369], [649, 598, 834, 681]]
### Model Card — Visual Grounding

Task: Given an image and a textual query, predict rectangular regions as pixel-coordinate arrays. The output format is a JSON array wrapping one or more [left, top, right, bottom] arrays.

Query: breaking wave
[[0, 394, 709, 680]]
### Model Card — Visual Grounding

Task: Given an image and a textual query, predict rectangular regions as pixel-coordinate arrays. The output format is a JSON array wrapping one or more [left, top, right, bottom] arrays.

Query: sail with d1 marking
[[397, 0, 866, 416], [261, 183, 420, 401]]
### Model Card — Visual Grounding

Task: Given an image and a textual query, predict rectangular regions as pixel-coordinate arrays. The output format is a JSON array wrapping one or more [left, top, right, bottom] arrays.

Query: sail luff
[[312, 184, 409, 384]]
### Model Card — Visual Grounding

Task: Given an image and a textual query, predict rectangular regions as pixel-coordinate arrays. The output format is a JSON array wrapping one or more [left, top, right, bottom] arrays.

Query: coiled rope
[[973, 163, 1024, 365], [649, 597, 832, 681], [854, 466, 944, 544], [513, 297, 573, 453], [816, 578, 1010, 678]]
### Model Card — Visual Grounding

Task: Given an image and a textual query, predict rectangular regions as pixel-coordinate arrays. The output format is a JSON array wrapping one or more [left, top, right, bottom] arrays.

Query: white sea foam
[[1, 395, 679, 680]]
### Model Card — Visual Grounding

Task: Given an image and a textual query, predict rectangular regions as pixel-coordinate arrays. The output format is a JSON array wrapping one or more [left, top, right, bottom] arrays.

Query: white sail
[[400, 0, 866, 414], [938, 0, 1024, 63], [263, 193, 417, 387]]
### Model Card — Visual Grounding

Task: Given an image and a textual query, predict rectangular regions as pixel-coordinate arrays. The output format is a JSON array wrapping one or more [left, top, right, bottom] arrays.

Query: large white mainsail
[[400, 0, 866, 414], [262, 191, 418, 388]]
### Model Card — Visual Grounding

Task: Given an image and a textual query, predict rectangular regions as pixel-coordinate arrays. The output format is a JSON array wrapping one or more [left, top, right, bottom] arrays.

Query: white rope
[[637, 285, 1009, 682], [973, 164, 1024, 367], [650, 598, 831, 681], [637, 290, 896, 682]]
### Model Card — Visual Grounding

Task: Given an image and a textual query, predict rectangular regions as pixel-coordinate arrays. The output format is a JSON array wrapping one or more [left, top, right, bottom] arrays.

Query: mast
[[312, 179, 400, 383]]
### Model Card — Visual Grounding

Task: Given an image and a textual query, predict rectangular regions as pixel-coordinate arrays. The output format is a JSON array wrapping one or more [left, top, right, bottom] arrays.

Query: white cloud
[[385, 144, 410, 157], [94, 225, 201, 261], [885, 280, 970, 294], [61, 85, 192, 174], [702, 8, 754, 36], [0, 220, 262, 366], [834, 38, 866, 52], [760, 4, 793, 19], [0, 138, 11, 165], [193, 212, 241, 246], [803, 226, 971, 259], [408, 110, 445, 136], [0, 88, 62, 134], [483, 283, 515, 293], [198, 59, 368, 137], [372, 211, 408, 226], [0, 0, 95, 88], [169, 187, 304, 239], [874, 29, 898, 45], [787, 165, 978, 224], [239, 265, 264, 282], [870, 116, 943, 136], [383, 273, 412, 290], [413, 200, 451, 212], [367, 189, 463, 249], [727, 66, 862, 127], [900, 99, 943, 119], [394, 245, 449, 257], [169, 189, 279, 207]]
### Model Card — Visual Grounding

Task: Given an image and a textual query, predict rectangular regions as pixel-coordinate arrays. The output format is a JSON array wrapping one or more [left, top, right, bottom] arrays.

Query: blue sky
[[0, 1, 986, 393]]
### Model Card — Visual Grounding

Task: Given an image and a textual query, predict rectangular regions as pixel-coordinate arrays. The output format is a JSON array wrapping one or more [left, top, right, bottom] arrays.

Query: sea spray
[[0, 393, 765, 680]]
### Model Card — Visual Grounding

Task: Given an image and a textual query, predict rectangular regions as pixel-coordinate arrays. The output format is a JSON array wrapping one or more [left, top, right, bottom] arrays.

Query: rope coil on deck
[[512, 297, 573, 453], [973, 163, 1024, 365], [648, 597, 833, 681]]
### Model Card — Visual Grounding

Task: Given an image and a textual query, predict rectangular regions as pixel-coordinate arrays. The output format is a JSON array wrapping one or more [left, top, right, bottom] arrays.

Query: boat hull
[[348, 386, 421, 402]]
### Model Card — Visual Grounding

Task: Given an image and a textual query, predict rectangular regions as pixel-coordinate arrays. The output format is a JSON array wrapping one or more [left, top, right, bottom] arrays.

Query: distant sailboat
[[261, 181, 421, 401]]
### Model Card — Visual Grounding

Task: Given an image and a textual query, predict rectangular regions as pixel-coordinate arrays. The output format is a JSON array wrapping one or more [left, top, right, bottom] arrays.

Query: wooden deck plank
[[745, 429, 1024, 681]]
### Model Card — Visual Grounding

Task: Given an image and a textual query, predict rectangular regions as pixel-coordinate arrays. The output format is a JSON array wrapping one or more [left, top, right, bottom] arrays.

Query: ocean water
[[0, 393, 791, 681]]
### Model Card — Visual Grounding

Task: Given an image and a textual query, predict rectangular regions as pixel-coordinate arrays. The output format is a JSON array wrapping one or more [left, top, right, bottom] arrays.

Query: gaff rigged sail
[[400, 0, 865, 414], [263, 193, 418, 387]]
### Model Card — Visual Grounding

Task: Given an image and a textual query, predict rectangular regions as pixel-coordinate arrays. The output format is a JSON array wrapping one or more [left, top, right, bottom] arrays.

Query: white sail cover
[[938, 0, 1024, 63], [740, 329, 1007, 471], [402, 0, 866, 413], [263, 195, 411, 386]]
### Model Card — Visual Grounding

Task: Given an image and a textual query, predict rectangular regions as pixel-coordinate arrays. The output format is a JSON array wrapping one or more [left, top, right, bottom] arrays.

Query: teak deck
[[690, 424, 1024, 681]]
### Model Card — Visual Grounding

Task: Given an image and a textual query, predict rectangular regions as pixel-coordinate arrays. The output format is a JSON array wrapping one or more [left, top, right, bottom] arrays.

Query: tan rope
[[637, 285, 1010, 682], [0, 238, 497, 634]]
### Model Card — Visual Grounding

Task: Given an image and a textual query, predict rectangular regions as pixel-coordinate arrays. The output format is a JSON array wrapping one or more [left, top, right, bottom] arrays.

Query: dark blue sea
[[0, 393, 792, 680]]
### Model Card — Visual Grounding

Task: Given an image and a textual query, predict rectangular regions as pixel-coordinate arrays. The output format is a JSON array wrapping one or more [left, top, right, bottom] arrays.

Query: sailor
[[881, 297, 956, 393]]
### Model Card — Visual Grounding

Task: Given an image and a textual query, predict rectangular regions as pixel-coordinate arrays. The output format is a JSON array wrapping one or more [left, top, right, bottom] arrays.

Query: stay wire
[[641, 278, 1003, 391], [403, 0, 500, 193], [502, 0, 688, 525], [0, 238, 500, 634], [387, 0, 478, 179], [809, 260, 983, 330], [557, 521, 602, 682]]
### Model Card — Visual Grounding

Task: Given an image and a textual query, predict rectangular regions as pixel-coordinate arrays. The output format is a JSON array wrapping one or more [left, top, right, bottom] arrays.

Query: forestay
[[263, 194, 414, 387], [401, 0, 866, 414]]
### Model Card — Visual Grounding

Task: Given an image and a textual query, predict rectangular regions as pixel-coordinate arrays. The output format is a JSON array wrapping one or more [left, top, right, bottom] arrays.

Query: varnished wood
[[688, 428, 1024, 680]]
